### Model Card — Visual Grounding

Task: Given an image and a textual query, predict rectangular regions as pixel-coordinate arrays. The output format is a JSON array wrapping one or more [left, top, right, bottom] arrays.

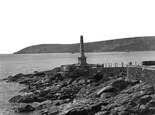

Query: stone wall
[[127, 66, 155, 86]]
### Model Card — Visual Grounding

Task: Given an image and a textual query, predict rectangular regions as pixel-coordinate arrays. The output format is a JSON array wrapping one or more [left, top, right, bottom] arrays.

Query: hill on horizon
[[14, 36, 155, 54]]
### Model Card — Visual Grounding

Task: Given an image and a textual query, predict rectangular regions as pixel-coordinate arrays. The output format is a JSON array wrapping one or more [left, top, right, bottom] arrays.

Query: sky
[[0, 0, 155, 54]]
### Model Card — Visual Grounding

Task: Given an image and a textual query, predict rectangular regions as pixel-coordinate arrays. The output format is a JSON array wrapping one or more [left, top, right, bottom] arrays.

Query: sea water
[[0, 51, 155, 115]]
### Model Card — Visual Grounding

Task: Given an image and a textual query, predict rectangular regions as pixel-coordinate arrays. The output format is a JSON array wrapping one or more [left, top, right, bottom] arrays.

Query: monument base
[[78, 56, 87, 65]]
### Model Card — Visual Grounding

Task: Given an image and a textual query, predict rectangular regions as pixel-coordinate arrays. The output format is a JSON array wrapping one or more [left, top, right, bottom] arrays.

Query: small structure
[[61, 35, 89, 72], [78, 35, 87, 65], [142, 61, 155, 66]]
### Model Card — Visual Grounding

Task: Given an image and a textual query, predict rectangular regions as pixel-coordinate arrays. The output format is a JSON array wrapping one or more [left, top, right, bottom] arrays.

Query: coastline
[[3, 65, 155, 115]]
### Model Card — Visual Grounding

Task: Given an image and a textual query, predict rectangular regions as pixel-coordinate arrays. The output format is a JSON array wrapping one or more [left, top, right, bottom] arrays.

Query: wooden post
[[126, 65, 129, 79]]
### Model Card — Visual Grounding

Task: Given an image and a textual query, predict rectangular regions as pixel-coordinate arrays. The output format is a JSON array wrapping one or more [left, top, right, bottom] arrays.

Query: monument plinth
[[78, 35, 87, 65]]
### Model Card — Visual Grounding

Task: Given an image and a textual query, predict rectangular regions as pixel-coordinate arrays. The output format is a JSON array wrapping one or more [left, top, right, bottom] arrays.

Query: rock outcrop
[[3, 67, 155, 115]]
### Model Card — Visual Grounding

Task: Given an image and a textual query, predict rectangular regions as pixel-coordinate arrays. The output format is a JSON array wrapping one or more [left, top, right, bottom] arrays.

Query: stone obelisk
[[78, 35, 87, 65]]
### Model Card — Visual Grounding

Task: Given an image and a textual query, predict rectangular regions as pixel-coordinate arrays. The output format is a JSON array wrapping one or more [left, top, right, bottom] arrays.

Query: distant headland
[[14, 36, 155, 54]]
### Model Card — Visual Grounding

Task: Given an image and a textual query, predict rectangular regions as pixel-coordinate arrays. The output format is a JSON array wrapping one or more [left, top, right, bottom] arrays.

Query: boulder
[[110, 106, 129, 115], [138, 95, 152, 105], [93, 72, 103, 81], [121, 83, 154, 95], [10, 94, 46, 103], [7, 73, 25, 82], [146, 100, 155, 108], [14, 105, 35, 113], [149, 107, 155, 114], [111, 77, 127, 92], [139, 104, 149, 114], [95, 111, 110, 115], [100, 93, 115, 99], [97, 86, 115, 96], [9, 95, 23, 103]]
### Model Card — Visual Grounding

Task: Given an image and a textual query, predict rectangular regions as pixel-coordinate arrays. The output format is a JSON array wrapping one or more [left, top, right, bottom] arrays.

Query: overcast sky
[[0, 0, 155, 54]]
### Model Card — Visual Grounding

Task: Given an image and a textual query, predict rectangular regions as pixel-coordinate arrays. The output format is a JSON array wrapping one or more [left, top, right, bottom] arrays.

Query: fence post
[[102, 64, 104, 68], [122, 62, 124, 67], [135, 62, 137, 66]]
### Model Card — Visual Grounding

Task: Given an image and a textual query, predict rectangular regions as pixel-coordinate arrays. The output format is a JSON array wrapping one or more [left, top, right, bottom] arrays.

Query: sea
[[0, 51, 155, 115]]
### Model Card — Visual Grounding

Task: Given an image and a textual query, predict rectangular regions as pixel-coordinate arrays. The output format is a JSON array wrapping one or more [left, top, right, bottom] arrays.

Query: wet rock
[[41, 110, 48, 115], [37, 100, 52, 110], [52, 99, 71, 106], [111, 77, 128, 92], [15, 105, 35, 113], [146, 100, 155, 108], [129, 80, 140, 86], [100, 93, 115, 99], [6, 67, 155, 115], [121, 83, 154, 95], [97, 85, 115, 96], [9, 95, 23, 103], [118, 110, 129, 115], [138, 95, 152, 105], [95, 111, 110, 115], [59, 98, 107, 115], [10, 94, 46, 103], [7, 73, 25, 82], [93, 71, 103, 81], [140, 104, 149, 113], [33, 71, 46, 76], [110, 105, 129, 115], [149, 107, 155, 114]]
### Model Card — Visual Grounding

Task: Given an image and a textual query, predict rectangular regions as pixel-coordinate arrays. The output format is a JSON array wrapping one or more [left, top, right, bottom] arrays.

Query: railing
[[91, 61, 141, 68]]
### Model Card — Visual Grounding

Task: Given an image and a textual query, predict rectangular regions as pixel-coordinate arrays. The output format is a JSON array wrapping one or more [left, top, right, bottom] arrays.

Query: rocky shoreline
[[2, 66, 155, 115]]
